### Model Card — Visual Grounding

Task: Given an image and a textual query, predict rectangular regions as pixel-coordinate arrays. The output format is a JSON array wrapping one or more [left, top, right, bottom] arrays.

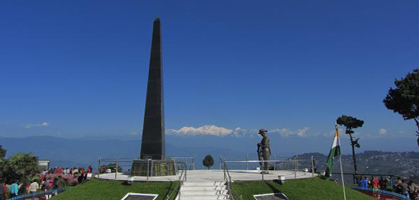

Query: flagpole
[[339, 155, 347, 200], [336, 123, 347, 200]]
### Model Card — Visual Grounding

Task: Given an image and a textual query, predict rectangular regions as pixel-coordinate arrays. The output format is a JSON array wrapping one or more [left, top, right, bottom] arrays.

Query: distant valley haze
[[0, 133, 417, 170]]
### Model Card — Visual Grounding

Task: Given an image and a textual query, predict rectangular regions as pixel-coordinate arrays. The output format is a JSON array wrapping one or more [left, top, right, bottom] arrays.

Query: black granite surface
[[140, 18, 165, 160]]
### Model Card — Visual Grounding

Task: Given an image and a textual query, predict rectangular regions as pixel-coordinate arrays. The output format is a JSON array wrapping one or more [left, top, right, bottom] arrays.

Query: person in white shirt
[[29, 180, 39, 200]]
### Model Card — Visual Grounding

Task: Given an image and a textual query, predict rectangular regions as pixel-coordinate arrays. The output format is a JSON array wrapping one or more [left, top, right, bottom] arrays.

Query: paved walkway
[[98, 170, 315, 182]]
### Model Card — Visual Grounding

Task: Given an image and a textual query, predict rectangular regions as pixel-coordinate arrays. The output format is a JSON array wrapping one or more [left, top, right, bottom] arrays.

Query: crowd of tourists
[[44, 165, 93, 175], [393, 178, 419, 200], [1, 179, 43, 199], [357, 176, 419, 199], [0, 165, 94, 200]]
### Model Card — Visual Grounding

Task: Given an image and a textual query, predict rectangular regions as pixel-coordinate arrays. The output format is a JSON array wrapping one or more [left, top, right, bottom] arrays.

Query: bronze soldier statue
[[257, 129, 271, 173]]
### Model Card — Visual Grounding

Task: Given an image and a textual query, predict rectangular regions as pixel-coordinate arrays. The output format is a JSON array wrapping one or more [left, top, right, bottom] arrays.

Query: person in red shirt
[[0, 179, 6, 200], [372, 176, 380, 197]]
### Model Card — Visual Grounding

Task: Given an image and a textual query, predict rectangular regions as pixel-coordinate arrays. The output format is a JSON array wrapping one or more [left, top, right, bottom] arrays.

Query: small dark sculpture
[[257, 129, 271, 172]]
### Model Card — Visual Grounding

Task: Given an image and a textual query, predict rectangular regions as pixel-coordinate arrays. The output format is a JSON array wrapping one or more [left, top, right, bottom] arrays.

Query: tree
[[0, 145, 6, 160], [383, 69, 419, 146], [202, 154, 214, 169], [336, 115, 364, 175], [0, 145, 7, 180], [3, 153, 39, 183]]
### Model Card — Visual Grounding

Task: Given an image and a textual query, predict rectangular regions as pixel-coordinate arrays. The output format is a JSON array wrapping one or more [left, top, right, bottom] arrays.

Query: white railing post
[[151, 159, 154, 176], [192, 155, 195, 170], [246, 154, 249, 170], [115, 158, 119, 180], [147, 159, 150, 181], [184, 158, 187, 170], [261, 158, 265, 180], [223, 162, 226, 180], [274, 155, 277, 171], [98, 157, 101, 178], [219, 156, 222, 170], [296, 155, 299, 172], [294, 156, 297, 178]]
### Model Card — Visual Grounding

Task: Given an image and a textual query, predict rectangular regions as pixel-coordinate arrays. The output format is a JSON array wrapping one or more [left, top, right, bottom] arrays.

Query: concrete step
[[183, 181, 226, 186], [179, 194, 230, 200], [180, 185, 226, 191], [179, 181, 230, 200], [180, 190, 228, 196]]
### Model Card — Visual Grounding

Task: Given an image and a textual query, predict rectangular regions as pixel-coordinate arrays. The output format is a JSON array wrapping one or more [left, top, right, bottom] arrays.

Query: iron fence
[[7, 188, 66, 200]]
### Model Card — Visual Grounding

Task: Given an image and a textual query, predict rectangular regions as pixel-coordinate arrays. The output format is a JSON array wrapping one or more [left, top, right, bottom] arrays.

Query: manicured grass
[[52, 178, 179, 200], [232, 177, 375, 200]]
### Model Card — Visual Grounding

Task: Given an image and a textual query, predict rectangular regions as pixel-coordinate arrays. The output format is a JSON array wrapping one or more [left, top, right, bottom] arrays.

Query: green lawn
[[232, 177, 375, 200], [52, 178, 179, 200]]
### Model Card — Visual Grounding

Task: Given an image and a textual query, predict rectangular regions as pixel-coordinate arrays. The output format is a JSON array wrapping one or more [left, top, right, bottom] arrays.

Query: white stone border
[[254, 193, 289, 200], [121, 193, 158, 200]]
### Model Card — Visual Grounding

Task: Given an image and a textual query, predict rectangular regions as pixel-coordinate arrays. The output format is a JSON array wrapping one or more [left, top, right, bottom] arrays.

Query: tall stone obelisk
[[132, 18, 175, 177], [140, 18, 165, 160]]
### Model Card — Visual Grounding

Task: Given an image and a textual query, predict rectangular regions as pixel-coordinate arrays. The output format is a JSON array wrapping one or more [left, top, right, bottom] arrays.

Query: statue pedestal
[[131, 159, 177, 176]]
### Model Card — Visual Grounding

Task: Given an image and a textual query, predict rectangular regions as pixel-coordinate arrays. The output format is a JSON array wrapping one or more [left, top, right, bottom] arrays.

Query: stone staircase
[[178, 181, 230, 200]]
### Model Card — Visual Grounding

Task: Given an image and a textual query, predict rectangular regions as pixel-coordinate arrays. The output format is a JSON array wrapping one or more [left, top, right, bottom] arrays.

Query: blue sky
[[1, 0, 419, 153]]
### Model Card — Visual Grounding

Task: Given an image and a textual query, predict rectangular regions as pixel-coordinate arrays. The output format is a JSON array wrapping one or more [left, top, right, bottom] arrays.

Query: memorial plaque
[[121, 193, 158, 200], [254, 193, 289, 200]]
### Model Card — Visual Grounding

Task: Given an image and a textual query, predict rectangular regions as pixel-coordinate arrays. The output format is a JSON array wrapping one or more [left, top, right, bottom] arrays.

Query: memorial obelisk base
[[131, 159, 177, 176]]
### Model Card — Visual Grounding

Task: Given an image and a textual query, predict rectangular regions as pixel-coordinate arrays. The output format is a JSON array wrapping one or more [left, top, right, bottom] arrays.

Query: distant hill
[[293, 151, 419, 182]]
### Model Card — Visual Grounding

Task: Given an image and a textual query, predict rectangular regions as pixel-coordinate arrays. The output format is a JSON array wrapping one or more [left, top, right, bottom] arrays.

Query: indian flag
[[325, 124, 341, 177]]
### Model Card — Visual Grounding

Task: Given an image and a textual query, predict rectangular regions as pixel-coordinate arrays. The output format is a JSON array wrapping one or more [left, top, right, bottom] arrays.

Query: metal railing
[[219, 155, 313, 170], [350, 186, 411, 200], [97, 158, 134, 179], [168, 156, 195, 170], [222, 157, 317, 181], [331, 173, 398, 185], [223, 162, 235, 200], [176, 162, 187, 200], [98, 157, 181, 180], [219, 155, 289, 170]]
